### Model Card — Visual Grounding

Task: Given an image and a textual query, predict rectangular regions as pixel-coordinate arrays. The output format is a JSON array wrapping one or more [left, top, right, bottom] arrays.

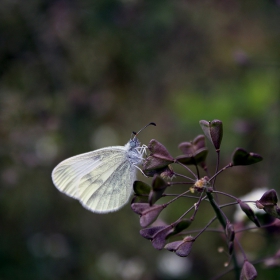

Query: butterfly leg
[[133, 164, 148, 178], [136, 144, 148, 156]]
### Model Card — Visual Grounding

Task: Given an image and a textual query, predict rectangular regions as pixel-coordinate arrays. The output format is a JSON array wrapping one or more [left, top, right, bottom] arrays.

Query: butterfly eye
[[130, 139, 138, 148]]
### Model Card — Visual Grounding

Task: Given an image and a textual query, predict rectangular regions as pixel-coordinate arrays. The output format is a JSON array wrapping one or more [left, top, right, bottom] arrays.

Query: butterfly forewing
[[52, 138, 145, 213], [51, 146, 126, 200]]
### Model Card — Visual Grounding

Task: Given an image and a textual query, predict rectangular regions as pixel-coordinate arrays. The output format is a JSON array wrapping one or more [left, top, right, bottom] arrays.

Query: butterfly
[[51, 123, 156, 213]]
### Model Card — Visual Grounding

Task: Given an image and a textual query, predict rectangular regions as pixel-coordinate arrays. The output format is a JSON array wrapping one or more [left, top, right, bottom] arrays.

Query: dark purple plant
[[131, 119, 280, 279]]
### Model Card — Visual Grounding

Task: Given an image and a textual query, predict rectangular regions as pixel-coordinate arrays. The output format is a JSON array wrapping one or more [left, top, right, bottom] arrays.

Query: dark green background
[[1, 0, 280, 279]]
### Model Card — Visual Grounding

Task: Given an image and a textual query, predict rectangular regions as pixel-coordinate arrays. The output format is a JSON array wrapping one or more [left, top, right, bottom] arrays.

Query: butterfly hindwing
[[79, 159, 136, 213]]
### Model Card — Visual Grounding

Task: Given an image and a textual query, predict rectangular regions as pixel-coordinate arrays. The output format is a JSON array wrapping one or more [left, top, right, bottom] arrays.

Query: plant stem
[[194, 216, 217, 240], [167, 181, 194, 186], [213, 150, 220, 190], [162, 193, 201, 199], [190, 191, 205, 221], [164, 190, 192, 207], [220, 201, 239, 208], [235, 238, 247, 260], [213, 190, 239, 201], [173, 172, 196, 182], [175, 160, 198, 179], [206, 191, 227, 229], [209, 163, 233, 182], [195, 163, 200, 178], [176, 196, 207, 221]]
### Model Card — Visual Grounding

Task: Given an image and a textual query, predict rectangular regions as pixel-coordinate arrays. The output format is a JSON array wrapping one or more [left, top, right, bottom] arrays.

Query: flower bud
[[199, 119, 223, 150], [232, 148, 262, 166], [240, 261, 257, 280]]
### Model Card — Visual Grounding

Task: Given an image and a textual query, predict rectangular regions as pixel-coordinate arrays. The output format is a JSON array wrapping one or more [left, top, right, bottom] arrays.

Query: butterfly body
[[52, 138, 145, 213]]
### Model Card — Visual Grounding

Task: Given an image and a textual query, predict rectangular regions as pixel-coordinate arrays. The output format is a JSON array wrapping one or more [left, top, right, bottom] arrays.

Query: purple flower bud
[[240, 261, 257, 280], [140, 225, 173, 250], [258, 189, 278, 206], [178, 135, 206, 155], [143, 139, 174, 172], [165, 236, 194, 257], [131, 203, 151, 215], [199, 120, 223, 150], [133, 181, 151, 195], [225, 222, 235, 242], [239, 201, 260, 227], [232, 148, 262, 166], [168, 219, 192, 237], [149, 175, 167, 205], [256, 190, 280, 219], [131, 203, 164, 227], [139, 205, 164, 227]]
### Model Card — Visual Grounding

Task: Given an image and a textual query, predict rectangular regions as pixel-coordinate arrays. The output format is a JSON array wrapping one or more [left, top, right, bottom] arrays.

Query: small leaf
[[192, 135, 206, 150], [140, 205, 164, 227], [258, 189, 278, 206], [239, 202, 260, 227], [194, 148, 208, 164], [133, 181, 151, 195], [178, 141, 192, 155], [199, 119, 223, 150], [131, 203, 150, 215], [131, 203, 164, 227], [225, 222, 235, 242], [143, 156, 170, 172], [143, 139, 174, 172], [167, 219, 192, 238], [177, 135, 208, 167], [232, 148, 263, 166], [173, 219, 192, 234], [164, 241, 182, 251], [240, 261, 257, 280], [262, 205, 280, 219], [228, 241, 234, 255], [175, 241, 194, 257], [225, 222, 235, 255], [149, 139, 174, 161], [140, 226, 167, 240], [165, 236, 194, 257], [256, 190, 280, 218], [140, 224, 173, 249], [175, 154, 195, 165], [131, 195, 149, 204], [152, 175, 168, 192], [178, 135, 206, 155], [149, 191, 163, 206], [151, 226, 173, 250], [143, 165, 175, 179], [149, 175, 168, 205], [176, 148, 208, 165]]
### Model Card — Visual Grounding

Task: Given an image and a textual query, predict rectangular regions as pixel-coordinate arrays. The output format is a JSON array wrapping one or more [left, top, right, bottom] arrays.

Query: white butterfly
[[51, 123, 155, 213]]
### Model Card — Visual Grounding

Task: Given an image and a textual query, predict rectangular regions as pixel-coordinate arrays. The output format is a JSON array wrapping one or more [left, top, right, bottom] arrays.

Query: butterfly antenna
[[133, 122, 156, 139]]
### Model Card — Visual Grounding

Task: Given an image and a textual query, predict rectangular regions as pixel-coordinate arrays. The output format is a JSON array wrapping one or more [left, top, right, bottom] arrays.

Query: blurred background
[[1, 0, 280, 279]]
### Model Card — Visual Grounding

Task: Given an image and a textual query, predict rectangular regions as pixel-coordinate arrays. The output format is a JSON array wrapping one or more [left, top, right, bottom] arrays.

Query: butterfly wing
[[78, 157, 136, 213], [51, 146, 137, 213]]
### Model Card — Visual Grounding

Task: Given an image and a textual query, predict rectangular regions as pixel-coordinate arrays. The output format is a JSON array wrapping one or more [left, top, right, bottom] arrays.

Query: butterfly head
[[129, 122, 156, 150], [128, 137, 141, 150], [129, 137, 141, 149], [126, 122, 156, 161]]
